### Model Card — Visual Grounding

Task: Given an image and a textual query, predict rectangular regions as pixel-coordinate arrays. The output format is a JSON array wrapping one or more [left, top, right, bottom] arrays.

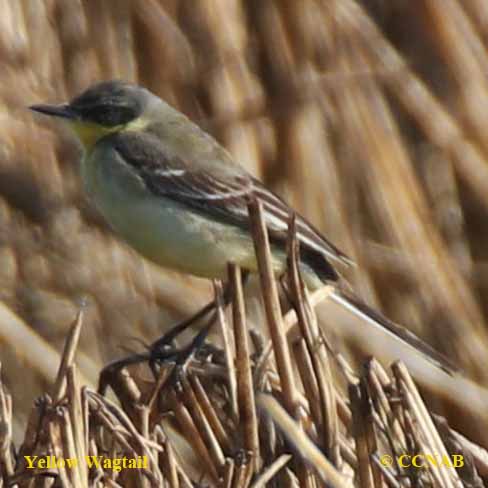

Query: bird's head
[[30, 80, 150, 149]]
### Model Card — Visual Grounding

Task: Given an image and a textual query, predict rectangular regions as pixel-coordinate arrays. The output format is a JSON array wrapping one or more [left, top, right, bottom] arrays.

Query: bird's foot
[[148, 318, 215, 374]]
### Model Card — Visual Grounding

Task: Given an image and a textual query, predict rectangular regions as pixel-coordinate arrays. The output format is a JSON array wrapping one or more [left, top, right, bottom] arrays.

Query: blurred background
[[2, 0, 488, 445]]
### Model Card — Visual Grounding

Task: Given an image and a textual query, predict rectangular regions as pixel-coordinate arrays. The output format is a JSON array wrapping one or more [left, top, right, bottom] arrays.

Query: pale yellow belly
[[81, 146, 281, 279], [81, 144, 322, 288], [102, 194, 265, 279]]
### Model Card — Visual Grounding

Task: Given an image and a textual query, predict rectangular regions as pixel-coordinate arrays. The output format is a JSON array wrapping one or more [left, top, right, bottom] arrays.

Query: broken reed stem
[[370, 455, 401, 488], [230, 452, 253, 488], [392, 362, 462, 487], [60, 406, 84, 488], [214, 279, 239, 423], [177, 374, 226, 473], [170, 391, 220, 482], [349, 381, 377, 488], [286, 213, 340, 466], [249, 453, 292, 488], [366, 359, 407, 455], [156, 424, 195, 488], [248, 198, 298, 415], [292, 340, 321, 431], [222, 458, 235, 488], [257, 393, 349, 488], [247, 203, 320, 488], [147, 364, 173, 414], [3, 300, 486, 487], [52, 309, 84, 403], [48, 418, 72, 487], [360, 374, 382, 487], [447, 427, 488, 478], [0, 365, 14, 483], [188, 374, 232, 454], [255, 285, 334, 382], [67, 366, 89, 487], [338, 0, 488, 212], [157, 432, 179, 488], [229, 263, 260, 473]]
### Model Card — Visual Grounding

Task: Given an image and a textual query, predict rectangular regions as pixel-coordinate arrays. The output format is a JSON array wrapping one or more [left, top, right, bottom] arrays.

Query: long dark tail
[[329, 290, 458, 375]]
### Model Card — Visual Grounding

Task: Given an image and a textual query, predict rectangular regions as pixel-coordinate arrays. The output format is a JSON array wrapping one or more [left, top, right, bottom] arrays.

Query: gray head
[[68, 80, 149, 126], [29, 81, 158, 147], [30, 80, 150, 127]]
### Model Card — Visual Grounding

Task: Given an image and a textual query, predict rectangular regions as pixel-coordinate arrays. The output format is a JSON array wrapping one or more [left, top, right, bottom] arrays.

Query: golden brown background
[[2, 0, 488, 445]]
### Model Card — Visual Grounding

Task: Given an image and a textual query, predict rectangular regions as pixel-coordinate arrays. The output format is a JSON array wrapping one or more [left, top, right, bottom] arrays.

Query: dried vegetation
[[1, 0, 488, 486]]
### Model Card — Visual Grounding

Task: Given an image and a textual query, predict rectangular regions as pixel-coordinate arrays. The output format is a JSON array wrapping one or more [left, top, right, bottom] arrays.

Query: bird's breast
[[79, 144, 258, 278]]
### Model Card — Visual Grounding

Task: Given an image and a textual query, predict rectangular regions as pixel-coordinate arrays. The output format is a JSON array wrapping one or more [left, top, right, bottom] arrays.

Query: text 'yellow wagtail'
[[30, 80, 455, 374]]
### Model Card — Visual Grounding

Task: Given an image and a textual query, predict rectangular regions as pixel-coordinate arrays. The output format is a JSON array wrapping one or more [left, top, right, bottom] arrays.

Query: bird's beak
[[29, 103, 77, 120]]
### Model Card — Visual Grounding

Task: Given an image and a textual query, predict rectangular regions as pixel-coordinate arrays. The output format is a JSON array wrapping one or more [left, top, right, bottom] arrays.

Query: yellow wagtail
[[30, 80, 455, 374]]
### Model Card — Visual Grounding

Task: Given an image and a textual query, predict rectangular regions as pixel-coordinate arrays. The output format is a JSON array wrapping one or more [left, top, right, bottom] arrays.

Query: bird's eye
[[79, 103, 138, 127], [68, 81, 144, 127]]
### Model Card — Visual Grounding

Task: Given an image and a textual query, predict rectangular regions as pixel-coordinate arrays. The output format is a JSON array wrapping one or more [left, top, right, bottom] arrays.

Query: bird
[[29, 80, 456, 374]]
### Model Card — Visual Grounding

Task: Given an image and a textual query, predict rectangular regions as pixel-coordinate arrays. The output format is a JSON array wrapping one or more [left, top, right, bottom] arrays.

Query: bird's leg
[[98, 300, 220, 394], [150, 270, 249, 354], [98, 350, 154, 395], [152, 270, 254, 395], [151, 312, 217, 376], [98, 305, 220, 395], [98, 272, 249, 395], [148, 270, 250, 371], [149, 282, 232, 355]]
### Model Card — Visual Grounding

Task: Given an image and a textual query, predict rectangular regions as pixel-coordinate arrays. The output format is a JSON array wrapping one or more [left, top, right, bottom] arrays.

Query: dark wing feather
[[108, 130, 457, 374], [109, 130, 351, 281]]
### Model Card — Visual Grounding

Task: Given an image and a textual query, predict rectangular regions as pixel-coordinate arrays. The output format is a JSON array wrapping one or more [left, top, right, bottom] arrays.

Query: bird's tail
[[329, 289, 458, 376]]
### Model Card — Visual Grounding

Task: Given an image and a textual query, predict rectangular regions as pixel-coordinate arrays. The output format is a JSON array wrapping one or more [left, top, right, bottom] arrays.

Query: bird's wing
[[109, 130, 457, 375], [110, 130, 352, 273]]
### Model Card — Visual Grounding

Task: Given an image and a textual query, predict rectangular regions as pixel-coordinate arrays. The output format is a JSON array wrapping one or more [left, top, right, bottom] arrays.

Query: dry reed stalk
[[1, 278, 486, 486], [337, 0, 488, 211], [229, 263, 260, 473], [214, 280, 239, 423], [179, 373, 226, 472], [188, 375, 231, 454], [66, 367, 89, 487], [370, 455, 401, 488], [170, 392, 219, 482], [222, 458, 235, 488], [154, 428, 178, 488], [257, 393, 350, 487], [147, 365, 173, 417], [393, 362, 462, 487], [3, 2, 488, 486], [247, 198, 298, 415], [48, 419, 73, 487], [337, 40, 486, 377], [248, 200, 319, 487], [366, 360, 407, 455], [292, 340, 321, 432], [286, 214, 340, 466], [448, 427, 488, 479], [423, 0, 488, 153], [349, 382, 376, 488], [52, 310, 84, 403], [0, 303, 91, 390], [434, 416, 486, 486], [249, 453, 292, 488], [98, 363, 144, 408], [0, 365, 14, 484]]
